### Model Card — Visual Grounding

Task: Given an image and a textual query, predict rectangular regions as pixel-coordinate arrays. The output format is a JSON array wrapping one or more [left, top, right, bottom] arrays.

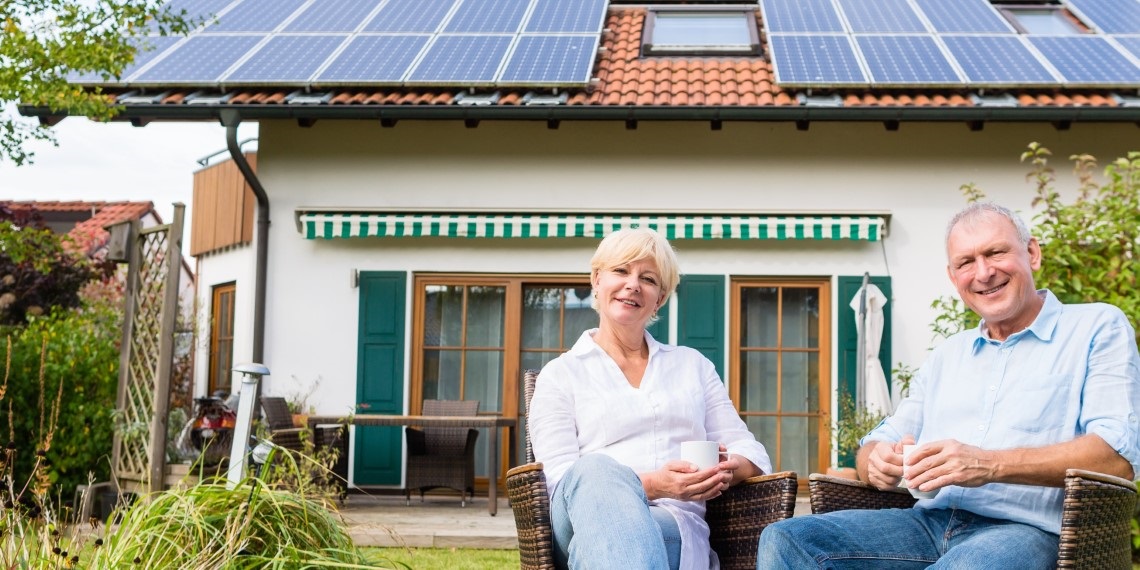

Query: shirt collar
[[568, 328, 675, 357], [970, 289, 1060, 352]]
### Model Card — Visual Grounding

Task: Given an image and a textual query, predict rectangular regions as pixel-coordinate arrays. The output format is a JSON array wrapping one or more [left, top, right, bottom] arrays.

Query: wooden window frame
[[207, 282, 236, 395], [728, 277, 832, 485], [642, 7, 762, 57]]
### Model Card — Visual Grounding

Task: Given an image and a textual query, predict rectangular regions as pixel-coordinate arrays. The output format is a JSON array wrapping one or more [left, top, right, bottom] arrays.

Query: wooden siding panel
[[190, 153, 256, 256]]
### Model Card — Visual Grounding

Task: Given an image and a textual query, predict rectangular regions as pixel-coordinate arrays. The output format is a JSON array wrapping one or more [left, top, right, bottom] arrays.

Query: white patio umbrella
[[850, 280, 892, 415]]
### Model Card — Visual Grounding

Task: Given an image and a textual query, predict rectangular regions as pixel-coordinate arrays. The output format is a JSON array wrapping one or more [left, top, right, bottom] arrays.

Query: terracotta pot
[[292, 413, 309, 428], [825, 466, 858, 479]]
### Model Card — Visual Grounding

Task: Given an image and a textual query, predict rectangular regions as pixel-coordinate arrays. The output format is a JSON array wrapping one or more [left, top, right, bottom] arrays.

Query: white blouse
[[529, 329, 772, 570]]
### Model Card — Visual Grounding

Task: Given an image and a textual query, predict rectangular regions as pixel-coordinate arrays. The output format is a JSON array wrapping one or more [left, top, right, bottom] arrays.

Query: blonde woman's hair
[[590, 228, 680, 317]]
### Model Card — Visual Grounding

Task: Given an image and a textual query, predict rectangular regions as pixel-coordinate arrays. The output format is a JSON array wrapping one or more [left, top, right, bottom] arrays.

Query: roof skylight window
[[994, 3, 1082, 35], [643, 9, 760, 56]]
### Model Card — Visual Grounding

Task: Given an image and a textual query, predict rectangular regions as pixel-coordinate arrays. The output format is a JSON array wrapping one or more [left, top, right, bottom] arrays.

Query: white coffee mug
[[680, 440, 720, 470], [902, 444, 939, 500]]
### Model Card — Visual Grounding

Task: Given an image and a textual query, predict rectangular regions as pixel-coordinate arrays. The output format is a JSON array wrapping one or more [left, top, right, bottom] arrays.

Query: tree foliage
[[1024, 143, 1140, 342], [0, 207, 105, 325], [1, 0, 194, 165]]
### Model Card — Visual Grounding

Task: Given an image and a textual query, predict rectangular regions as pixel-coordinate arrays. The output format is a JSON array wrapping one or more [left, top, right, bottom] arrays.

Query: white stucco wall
[[193, 119, 1136, 420], [192, 243, 257, 397]]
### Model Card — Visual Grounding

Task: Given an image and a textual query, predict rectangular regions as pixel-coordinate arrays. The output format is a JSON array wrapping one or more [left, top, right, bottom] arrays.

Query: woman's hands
[[642, 444, 743, 502]]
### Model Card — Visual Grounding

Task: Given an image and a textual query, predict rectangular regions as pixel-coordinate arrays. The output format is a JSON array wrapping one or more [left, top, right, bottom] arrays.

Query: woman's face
[[592, 257, 664, 330]]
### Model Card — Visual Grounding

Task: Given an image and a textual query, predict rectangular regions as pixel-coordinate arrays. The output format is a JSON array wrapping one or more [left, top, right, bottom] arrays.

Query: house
[[22, 0, 1140, 493], [0, 200, 196, 300]]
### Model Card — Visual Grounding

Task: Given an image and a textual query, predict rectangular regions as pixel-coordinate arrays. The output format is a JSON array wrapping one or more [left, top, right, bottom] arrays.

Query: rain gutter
[[20, 103, 1140, 124], [219, 109, 269, 367]]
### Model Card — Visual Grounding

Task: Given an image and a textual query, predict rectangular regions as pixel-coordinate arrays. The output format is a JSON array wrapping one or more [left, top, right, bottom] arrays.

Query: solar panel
[[364, 0, 455, 33], [1066, 0, 1140, 35], [500, 35, 597, 84], [133, 34, 264, 83], [316, 35, 430, 83], [224, 35, 345, 82], [912, 0, 1012, 33], [768, 34, 867, 85], [942, 35, 1056, 85], [162, 0, 235, 23], [856, 35, 961, 85], [1029, 36, 1140, 85], [284, 0, 384, 33], [70, 36, 183, 83], [204, 0, 306, 33], [525, 0, 607, 33], [761, 0, 844, 33], [837, 0, 926, 33], [444, 0, 530, 33], [407, 35, 513, 83], [1114, 36, 1140, 60]]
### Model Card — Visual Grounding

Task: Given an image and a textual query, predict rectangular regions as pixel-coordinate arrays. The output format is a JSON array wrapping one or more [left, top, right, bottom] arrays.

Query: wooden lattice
[[112, 205, 185, 494]]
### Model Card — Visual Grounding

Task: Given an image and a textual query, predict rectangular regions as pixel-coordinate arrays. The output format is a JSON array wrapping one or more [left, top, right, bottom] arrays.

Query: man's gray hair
[[945, 202, 1031, 247]]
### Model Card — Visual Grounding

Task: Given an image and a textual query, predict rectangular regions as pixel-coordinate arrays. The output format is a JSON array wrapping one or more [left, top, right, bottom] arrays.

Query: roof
[[20, 8, 1140, 125], [1, 201, 158, 256]]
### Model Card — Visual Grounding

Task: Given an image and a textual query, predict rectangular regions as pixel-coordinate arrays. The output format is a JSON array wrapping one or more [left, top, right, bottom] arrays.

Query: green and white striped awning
[[297, 212, 887, 241]]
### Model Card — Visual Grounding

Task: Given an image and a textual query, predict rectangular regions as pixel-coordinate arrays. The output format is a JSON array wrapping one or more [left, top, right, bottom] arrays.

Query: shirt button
[[989, 385, 996, 391], [977, 424, 985, 431]]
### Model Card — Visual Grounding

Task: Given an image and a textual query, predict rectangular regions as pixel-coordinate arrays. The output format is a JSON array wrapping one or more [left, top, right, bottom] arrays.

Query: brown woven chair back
[[522, 369, 540, 463], [260, 396, 295, 431], [421, 399, 479, 454]]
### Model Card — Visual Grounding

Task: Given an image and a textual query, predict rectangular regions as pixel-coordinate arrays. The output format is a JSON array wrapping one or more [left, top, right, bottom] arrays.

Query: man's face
[[946, 212, 1042, 339]]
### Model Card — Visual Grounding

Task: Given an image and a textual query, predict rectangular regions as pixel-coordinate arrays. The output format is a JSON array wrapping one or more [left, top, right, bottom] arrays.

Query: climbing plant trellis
[[111, 204, 185, 494]]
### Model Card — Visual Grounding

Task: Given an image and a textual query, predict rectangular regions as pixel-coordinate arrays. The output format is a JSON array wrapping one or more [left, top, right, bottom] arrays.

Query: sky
[[0, 113, 259, 259]]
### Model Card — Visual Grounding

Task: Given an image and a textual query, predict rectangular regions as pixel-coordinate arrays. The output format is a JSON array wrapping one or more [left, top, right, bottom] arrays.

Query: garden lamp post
[[226, 362, 271, 488]]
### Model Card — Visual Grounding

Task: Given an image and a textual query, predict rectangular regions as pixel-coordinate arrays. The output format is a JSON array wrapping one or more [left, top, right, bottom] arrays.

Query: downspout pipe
[[220, 110, 268, 366]]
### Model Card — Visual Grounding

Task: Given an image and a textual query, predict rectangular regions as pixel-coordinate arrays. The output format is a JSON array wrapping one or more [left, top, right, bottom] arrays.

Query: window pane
[[424, 285, 464, 347], [465, 286, 505, 347], [745, 416, 777, 453], [779, 417, 812, 476], [781, 288, 819, 348], [464, 350, 503, 412], [740, 351, 778, 412], [521, 351, 560, 372], [422, 349, 461, 400], [653, 12, 751, 47], [740, 287, 778, 347], [781, 352, 819, 413], [522, 287, 564, 349], [1013, 9, 1078, 34], [563, 286, 597, 342]]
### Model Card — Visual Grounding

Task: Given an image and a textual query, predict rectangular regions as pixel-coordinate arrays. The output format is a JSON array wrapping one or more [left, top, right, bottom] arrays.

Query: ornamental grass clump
[[88, 476, 380, 569]]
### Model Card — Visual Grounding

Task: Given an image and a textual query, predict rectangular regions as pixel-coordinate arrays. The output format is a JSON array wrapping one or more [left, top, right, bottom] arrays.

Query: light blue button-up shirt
[[863, 290, 1140, 534]]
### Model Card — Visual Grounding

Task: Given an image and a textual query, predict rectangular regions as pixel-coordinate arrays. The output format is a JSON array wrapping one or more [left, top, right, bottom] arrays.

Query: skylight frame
[[642, 6, 762, 57]]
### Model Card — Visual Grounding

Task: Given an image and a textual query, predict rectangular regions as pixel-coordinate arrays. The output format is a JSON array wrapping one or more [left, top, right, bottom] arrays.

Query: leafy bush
[[6, 295, 122, 496]]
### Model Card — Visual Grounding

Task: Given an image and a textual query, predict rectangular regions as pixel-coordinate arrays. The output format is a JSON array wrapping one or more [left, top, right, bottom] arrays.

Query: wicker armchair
[[808, 469, 1137, 569], [507, 369, 799, 570], [260, 396, 306, 452], [405, 399, 480, 506]]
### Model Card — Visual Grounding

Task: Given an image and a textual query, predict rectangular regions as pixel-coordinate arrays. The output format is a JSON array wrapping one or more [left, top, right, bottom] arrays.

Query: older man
[[757, 202, 1140, 569]]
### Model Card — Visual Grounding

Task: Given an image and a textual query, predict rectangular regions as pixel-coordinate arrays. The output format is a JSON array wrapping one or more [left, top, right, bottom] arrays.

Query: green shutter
[[836, 275, 892, 467], [677, 275, 726, 380], [354, 271, 407, 486], [645, 300, 671, 344]]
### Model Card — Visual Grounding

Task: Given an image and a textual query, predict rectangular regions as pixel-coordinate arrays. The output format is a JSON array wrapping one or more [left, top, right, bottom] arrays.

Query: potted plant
[[285, 375, 321, 427]]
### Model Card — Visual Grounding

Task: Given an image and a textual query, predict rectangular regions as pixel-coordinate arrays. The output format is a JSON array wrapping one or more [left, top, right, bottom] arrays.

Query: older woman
[[529, 228, 771, 570]]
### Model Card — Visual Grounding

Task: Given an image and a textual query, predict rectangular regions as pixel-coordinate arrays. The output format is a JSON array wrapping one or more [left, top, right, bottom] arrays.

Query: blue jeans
[[756, 507, 1058, 569], [551, 454, 681, 570]]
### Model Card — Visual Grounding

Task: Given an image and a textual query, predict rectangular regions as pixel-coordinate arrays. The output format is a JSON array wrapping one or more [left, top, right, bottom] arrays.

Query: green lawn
[[365, 547, 520, 569]]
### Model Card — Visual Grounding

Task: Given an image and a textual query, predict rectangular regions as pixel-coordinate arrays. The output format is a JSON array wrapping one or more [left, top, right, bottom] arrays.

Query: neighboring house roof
[[1, 200, 159, 256], [19, 8, 1140, 124]]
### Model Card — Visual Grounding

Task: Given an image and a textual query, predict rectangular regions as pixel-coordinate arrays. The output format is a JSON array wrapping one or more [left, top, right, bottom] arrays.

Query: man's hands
[[859, 436, 998, 493]]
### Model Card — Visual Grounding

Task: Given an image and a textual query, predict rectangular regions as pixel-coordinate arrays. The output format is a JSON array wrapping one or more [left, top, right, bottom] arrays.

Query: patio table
[[307, 414, 517, 515]]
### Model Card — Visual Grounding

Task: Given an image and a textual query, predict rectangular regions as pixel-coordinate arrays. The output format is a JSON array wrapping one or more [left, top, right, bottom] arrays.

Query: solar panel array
[[763, 0, 1140, 88], [84, 0, 606, 87]]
